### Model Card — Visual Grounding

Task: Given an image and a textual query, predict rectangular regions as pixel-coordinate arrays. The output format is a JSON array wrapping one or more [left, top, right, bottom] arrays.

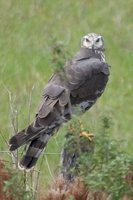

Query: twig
[[28, 85, 35, 123], [45, 155, 54, 179], [2, 83, 18, 167]]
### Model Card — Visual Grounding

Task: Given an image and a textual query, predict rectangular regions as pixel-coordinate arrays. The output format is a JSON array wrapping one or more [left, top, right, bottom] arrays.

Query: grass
[[0, 0, 133, 188]]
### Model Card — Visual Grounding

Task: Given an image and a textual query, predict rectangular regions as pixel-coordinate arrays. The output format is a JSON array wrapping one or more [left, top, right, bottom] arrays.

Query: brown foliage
[[0, 159, 133, 200], [41, 176, 133, 200], [41, 176, 108, 200], [126, 171, 133, 188], [122, 196, 133, 200], [70, 178, 88, 200], [41, 176, 70, 200], [0, 160, 13, 200]]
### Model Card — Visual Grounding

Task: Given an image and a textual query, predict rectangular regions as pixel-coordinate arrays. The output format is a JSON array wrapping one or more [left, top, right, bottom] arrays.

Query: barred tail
[[9, 123, 45, 151], [9, 129, 30, 151], [19, 134, 51, 171]]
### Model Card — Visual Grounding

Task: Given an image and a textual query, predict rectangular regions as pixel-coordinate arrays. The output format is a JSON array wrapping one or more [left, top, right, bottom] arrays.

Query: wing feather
[[38, 83, 70, 119], [65, 58, 109, 91]]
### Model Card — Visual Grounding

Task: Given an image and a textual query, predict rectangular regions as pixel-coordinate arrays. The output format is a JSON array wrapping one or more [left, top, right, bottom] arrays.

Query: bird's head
[[81, 33, 105, 51]]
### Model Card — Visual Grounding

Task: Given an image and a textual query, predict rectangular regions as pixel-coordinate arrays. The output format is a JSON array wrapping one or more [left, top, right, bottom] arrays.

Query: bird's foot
[[80, 131, 94, 141], [79, 120, 94, 141]]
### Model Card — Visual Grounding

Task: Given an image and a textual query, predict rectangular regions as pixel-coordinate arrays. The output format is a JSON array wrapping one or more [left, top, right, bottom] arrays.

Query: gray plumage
[[9, 33, 110, 170]]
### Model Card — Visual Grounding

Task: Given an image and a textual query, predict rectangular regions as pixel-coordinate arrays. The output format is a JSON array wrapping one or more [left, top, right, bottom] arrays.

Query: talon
[[80, 131, 94, 141]]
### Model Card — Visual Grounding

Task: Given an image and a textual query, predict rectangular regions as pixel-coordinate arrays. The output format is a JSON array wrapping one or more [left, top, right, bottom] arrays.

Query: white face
[[81, 33, 104, 50]]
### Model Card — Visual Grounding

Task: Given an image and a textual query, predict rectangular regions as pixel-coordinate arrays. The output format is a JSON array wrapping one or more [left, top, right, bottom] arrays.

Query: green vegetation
[[0, 0, 133, 193], [78, 116, 133, 199], [4, 169, 33, 200], [59, 116, 133, 199]]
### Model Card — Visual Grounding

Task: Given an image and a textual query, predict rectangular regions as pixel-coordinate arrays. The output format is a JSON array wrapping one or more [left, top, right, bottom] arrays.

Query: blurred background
[[0, 0, 133, 186]]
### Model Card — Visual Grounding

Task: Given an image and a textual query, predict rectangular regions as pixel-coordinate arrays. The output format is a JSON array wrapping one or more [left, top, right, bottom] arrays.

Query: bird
[[9, 33, 110, 171]]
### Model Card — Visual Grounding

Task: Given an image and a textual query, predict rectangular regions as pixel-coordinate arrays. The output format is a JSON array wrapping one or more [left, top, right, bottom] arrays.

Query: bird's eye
[[96, 38, 100, 43], [86, 38, 90, 42]]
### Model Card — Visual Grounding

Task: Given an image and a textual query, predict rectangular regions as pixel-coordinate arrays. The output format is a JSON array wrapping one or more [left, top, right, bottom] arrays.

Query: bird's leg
[[79, 120, 94, 141]]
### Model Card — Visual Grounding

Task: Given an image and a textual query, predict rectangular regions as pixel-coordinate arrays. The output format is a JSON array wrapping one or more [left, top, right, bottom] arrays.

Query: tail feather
[[9, 125, 46, 151], [19, 134, 51, 170], [9, 114, 66, 169], [9, 129, 29, 151]]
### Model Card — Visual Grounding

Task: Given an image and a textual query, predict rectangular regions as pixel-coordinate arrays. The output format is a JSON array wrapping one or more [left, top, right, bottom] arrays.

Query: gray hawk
[[9, 33, 110, 171]]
